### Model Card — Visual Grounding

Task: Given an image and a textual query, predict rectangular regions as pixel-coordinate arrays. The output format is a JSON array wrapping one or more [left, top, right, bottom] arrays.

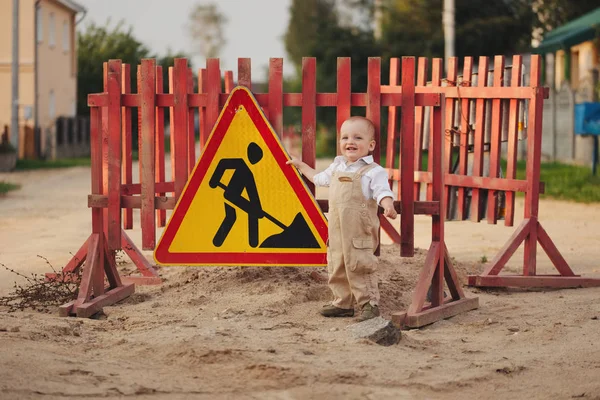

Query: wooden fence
[[54, 54, 599, 324]]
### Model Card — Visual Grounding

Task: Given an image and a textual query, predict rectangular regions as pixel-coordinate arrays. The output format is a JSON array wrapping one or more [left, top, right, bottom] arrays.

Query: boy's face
[[339, 119, 376, 163]]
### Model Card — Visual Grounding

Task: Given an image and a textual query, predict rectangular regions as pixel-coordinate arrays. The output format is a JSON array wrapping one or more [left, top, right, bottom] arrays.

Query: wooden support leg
[[59, 232, 134, 318], [392, 241, 479, 329], [120, 229, 162, 285]]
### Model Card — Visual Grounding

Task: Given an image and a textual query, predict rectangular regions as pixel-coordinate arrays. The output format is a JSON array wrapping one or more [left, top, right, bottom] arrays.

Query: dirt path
[[1, 164, 600, 399]]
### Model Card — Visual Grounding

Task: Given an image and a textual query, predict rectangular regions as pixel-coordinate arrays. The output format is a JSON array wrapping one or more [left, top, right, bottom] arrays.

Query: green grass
[[15, 157, 91, 170], [0, 181, 20, 194]]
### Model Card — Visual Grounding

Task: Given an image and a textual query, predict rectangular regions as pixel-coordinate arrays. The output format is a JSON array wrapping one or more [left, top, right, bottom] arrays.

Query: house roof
[[532, 7, 600, 54], [53, 0, 86, 14]]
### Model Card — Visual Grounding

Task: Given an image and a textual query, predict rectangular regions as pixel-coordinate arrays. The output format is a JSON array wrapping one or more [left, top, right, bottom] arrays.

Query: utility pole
[[443, 0, 455, 70], [11, 0, 20, 152]]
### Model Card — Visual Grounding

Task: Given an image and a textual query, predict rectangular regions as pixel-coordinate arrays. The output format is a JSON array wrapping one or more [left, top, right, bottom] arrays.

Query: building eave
[[53, 0, 86, 14]]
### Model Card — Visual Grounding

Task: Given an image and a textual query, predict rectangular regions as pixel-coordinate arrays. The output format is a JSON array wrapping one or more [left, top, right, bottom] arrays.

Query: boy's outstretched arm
[[286, 157, 317, 183], [380, 196, 398, 219]]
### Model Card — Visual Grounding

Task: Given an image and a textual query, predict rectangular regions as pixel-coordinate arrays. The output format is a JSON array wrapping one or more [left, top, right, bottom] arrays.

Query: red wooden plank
[[205, 58, 221, 144], [155, 65, 166, 227], [139, 59, 156, 250], [407, 242, 440, 313], [366, 57, 381, 163], [302, 57, 317, 194], [386, 58, 399, 177], [75, 233, 100, 305], [384, 85, 540, 99], [238, 58, 251, 88], [430, 88, 446, 306], [106, 60, 122, 251], [102, 63, 109, 237], [168, 67, 176, 196], [336, 57, 351, 154], [187, 67, 196, 175], [199, 68, 208, 149], [443, 244, 465, 299], [524, 55, 544, 276], [268, 58, 284, 138], [469, 276, 600, 289], [427, 58, 443, 201], [120, 64, 133, 230], [482, 218, 531, 275], [470, 56, 489, 222], [536, 221, 576, 276], [400, 57, 415, 257], [414, 57, 428, 201], [121, 181, 174, 195], [90, 106, 103, 236], [486, 56, 505, 224], [224, 70, 234, 93], [456, 57, 473, 220], [444, 58, 458, 216], [172, 59, 189, 199], [504, 55, 522, 227]]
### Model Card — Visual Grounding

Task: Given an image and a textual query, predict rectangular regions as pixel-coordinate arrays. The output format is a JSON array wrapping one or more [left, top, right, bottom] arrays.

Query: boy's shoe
[[357, 303, 380, 322], [320, 304, 354, 317]]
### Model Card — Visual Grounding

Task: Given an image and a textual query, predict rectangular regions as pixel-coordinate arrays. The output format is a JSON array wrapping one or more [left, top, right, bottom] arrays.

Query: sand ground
[[1, 161, 600, 400]]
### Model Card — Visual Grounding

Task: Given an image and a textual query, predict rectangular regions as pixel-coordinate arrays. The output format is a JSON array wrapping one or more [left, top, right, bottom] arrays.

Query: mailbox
[[575, 102, 600, 135]]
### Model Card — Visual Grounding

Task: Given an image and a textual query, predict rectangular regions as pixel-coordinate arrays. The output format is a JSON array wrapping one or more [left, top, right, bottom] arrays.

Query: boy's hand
[[380, 197, 397, 219], [286, 157, 303, 169]]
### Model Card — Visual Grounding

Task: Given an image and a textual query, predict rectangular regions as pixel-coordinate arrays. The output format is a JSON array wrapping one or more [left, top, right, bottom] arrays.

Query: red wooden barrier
[[385, 54, 600, 290], [56, 56, 482, 326]]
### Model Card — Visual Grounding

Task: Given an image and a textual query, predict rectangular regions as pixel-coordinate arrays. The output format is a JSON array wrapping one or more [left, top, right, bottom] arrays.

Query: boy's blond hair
[[341, 116, 376, 141]]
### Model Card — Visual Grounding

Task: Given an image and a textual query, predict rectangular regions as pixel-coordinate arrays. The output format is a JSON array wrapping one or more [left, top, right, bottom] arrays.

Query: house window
[[62, 21, 69, 52], [36, 7, 43, 43], [49, 90, 56, 119], [49, 13, 55, 47]]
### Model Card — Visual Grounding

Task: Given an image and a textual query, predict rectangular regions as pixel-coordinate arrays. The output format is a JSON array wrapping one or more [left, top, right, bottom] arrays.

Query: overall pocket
[[350, 237, 377, 273]]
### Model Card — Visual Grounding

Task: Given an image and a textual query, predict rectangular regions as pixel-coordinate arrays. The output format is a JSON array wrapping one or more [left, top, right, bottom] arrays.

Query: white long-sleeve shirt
[[313, 155, 395, 205]]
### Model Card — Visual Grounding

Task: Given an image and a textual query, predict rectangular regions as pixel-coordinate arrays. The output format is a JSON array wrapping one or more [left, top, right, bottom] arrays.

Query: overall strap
[[355, 162, 378, 177]]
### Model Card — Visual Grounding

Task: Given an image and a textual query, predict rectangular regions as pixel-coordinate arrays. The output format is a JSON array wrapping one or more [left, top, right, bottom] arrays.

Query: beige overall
[[327, 163, 380, 309]]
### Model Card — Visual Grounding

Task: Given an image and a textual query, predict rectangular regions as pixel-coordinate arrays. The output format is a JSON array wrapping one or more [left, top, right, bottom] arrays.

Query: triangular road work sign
[[154, 86, 328, 266]]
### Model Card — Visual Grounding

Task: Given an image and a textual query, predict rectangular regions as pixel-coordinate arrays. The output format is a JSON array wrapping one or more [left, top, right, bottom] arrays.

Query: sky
[[76, 0, 294, 79]]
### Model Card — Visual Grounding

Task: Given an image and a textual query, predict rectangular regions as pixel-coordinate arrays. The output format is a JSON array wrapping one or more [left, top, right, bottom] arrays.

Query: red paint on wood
[[444, 58, 457, 217], [386, 58, 399, 191], [205, 58, 221, 144], [302, 57, 317, 194], [366, 58, 381, 163], [237, 58, 251, 88], [504, 56, 522, 227], [414, 57, 428, 201], [456, 57, 473, 221], [173, 59, 190, 199], [400, 57, 415, 257], [187, 67, 196, 175], [268, 58, 284, 138], [470, 56, 489, 222], [155, 65, 167, 227], [336, 57, 351, 154], [199, 68, 208, 149], [121, 64, 133, 230], [224, 70, 234, 93], [486, 56, 505, 224], [106, 60, 122, 251], [139, 59, 156, 250]]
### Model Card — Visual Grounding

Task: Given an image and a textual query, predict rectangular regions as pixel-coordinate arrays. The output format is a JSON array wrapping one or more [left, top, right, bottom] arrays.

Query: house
[[0, 0, 86, 159], [532, 7, 600, 164]]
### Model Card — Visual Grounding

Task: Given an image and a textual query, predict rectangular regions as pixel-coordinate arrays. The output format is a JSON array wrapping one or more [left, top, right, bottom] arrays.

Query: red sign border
[[154, 86, 328, 266]]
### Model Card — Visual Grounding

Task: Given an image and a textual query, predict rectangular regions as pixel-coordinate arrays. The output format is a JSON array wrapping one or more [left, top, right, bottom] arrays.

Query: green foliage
[[16, 158, 91, 170], [0, 140, 16, 154], [0, 182, 20, 195], [77, 20, 152, 117]]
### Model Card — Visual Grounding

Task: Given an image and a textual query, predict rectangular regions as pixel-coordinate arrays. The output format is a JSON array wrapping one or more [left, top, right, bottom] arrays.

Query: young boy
[[287, 116, 397, 321]]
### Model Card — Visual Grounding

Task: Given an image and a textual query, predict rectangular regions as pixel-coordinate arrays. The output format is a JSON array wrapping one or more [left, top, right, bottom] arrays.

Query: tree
[[77, 20, 151, 117], [531, 0, 599, 42], [187, 3, 228, 61]]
